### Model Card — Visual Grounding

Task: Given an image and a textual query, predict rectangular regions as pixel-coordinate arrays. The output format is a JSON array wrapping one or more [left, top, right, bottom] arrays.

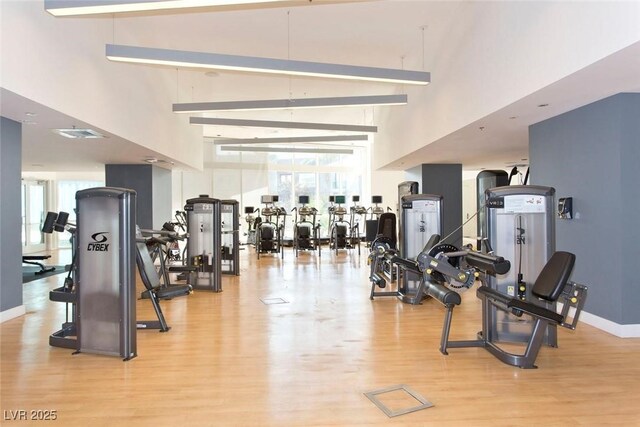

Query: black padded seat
[[507, 299, 564, 324], [531, 251, 576, 301], [478, 251, 575, 323], [22, 255, 55, 274], [157, 285, 191, 300]]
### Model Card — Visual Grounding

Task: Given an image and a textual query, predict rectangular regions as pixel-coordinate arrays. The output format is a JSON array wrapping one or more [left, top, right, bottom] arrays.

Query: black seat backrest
[[531, 251, 575, 302], [135, 228, 161, 291], [377, 212, 397, 248]]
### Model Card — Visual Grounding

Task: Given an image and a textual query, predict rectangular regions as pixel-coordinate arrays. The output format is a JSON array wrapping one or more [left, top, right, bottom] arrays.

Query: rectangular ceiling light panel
[[220, 146, 354, 154], [174, 95, 408, 113], [52, 128, 105, 139], [106, 44, 430, 85], [190, 117, 378, 133], [214, 135, 368, 145], [46, 0, 284, 16]]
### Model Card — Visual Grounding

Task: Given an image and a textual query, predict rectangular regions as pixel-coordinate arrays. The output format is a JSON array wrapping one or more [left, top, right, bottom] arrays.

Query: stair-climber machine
[[329, 195, 356, 254], [291, 195, 321, 257], [256, 195, 286, 259]]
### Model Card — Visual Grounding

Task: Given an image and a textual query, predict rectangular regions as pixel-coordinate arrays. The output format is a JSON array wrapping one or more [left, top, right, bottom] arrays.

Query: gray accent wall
[[1, 117, 23, 312], [105, 164, 172, 230], [421, 164, 463, 247], [529, 93, 639, 325]]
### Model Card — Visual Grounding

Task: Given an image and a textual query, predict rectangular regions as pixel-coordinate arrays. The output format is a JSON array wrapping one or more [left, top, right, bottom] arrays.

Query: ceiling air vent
[[52, 128, 105, 139]]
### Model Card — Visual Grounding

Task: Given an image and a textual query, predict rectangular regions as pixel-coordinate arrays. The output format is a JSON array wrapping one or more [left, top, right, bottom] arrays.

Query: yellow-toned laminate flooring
[[2, 248, 640, 426]]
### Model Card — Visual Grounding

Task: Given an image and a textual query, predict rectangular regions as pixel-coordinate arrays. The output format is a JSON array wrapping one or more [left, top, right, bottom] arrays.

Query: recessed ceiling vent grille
[[52, 128, 105, 139]]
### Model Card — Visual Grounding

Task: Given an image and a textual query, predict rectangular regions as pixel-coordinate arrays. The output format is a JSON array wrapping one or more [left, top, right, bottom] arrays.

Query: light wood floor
[[2, 248, 640, 426]]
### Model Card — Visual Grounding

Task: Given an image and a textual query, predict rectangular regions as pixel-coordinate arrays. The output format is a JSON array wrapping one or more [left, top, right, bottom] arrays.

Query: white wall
[[375, 1, 640, 169], [370, 169, 405, 213], [1, 1, 203, 170]]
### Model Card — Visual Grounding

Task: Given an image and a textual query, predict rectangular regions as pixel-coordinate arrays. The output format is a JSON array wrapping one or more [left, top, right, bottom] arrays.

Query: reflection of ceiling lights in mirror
[[45, 0, 284, 16], [190, 117, 378, 133], [106, 45, 430, 85], [175, 95, 407, 113], [51, 128, 105, 139], [220, 146, 354, 155], [213, 135, 368, 145]]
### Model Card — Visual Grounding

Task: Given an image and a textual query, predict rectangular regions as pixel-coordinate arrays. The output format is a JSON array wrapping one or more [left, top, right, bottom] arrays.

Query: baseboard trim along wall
[[0, 305, 26, 323], [560, 303, 640, 338]]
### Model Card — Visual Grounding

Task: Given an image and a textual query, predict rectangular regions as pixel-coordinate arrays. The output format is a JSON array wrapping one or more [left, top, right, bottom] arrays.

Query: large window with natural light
[[209, 144, 370, 238]]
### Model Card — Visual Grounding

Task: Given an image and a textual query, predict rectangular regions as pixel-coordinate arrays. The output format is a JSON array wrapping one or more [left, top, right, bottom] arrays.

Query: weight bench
[[23, 255, 55, 275], [442, 251, 588, 369]]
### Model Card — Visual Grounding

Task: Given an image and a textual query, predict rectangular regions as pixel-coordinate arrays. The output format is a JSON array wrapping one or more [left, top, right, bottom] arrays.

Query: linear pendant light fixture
[[220, 146, 354, 155], [106, 44, 430, 85], [174, 94, 407, 113], [213, 135, 368, 145], [190, 117, 378, 133], [45, 0, 285, 17]]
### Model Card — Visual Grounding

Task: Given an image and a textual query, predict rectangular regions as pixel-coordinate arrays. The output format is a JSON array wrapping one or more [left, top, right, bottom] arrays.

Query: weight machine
[[291, 195, 321, 257], [184, 196, 222, 291], [221, 199, 240, 275]]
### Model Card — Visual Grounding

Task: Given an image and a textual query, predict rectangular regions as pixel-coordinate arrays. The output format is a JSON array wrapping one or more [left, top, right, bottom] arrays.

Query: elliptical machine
[[329, 195, 353, 254], [349, 196, 367, 255], [256, 195, 285, 259], [291, 195, 321, 257], [244, 206, 259, 246]]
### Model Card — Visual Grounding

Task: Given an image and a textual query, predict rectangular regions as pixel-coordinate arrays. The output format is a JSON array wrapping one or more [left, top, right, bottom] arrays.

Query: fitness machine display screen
[[299, 195, 310, 204], [352, 195, 360, 202], [372, 196, 383, 204], [335, 195, 346, 204]]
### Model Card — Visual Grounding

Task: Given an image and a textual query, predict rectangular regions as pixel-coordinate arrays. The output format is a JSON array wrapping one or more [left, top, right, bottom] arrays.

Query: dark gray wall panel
[[105, 164, 153, 229], [1, 117, 23, 312], [421, 164, 463, 247], [530, 93, 639, 324]]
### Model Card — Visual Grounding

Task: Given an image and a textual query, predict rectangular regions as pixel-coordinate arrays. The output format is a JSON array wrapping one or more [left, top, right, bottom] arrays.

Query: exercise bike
[[291, 195, 321, 257]]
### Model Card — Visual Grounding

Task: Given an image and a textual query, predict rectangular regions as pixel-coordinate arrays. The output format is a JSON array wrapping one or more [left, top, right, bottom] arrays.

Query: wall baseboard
[[560, 303, 640, 338], [0, 305, 26, 323]]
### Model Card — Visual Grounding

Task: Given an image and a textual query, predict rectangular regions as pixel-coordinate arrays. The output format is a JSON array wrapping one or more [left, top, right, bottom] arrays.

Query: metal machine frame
[[221, 199, 240, 275], [185, 196, 223, 291], [75, 187, 137, 361]]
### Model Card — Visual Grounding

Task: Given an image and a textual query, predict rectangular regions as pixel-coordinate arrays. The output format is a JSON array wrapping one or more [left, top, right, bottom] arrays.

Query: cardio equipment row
[[244, 194, 393, 258]]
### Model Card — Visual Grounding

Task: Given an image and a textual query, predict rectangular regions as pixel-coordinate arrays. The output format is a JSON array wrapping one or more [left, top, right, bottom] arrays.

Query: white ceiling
[[3, 0, 640, 173]]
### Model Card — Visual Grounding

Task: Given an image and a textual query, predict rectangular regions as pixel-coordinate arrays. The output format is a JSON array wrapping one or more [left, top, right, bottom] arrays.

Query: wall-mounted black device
[[558, 197, 573, 219]]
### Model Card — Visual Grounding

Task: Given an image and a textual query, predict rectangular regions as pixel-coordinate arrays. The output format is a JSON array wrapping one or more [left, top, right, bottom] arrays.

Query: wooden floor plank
[[2, 248, 640, 426]]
